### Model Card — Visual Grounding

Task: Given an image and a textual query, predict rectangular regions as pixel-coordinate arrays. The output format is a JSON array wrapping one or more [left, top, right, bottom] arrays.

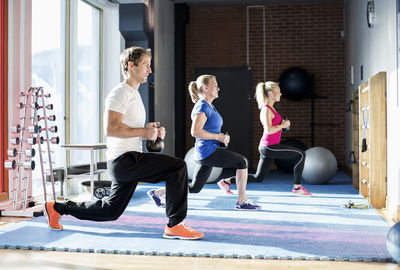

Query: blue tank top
[[191, 99, 223, 160]]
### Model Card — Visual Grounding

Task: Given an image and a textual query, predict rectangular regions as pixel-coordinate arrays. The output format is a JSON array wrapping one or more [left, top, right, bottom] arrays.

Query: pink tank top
[[260, 105, 282, 146]]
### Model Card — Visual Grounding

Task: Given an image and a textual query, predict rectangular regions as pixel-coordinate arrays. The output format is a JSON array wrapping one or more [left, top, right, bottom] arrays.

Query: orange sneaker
[[163, 222, 204, 240], [44, 202, 63, 231]]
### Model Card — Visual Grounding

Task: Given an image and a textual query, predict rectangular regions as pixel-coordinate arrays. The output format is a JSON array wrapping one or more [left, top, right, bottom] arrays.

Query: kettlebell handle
[[145, 123, 164, 153], [282, 117, 290, 132], [149, 123, 161, 143]]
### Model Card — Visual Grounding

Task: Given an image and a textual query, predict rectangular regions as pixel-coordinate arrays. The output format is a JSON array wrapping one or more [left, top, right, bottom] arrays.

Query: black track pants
[[55, 151, 188, 227], [251, 144, 305, 185], [189, 148, 248, 193]]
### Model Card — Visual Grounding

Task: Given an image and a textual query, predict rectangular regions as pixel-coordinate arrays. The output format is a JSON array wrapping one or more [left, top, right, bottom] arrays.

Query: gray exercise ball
[[184, 147, 222, 183], [386, 222, 400, 264], [302, 147, 337, 185]]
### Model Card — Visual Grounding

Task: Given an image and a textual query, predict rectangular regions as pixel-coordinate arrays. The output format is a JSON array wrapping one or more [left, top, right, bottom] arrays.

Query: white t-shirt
[[104, 82, 146, 160]]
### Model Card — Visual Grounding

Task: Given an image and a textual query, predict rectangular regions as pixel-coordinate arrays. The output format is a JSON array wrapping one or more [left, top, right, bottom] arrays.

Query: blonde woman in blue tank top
[[148, 75, 261, 210]]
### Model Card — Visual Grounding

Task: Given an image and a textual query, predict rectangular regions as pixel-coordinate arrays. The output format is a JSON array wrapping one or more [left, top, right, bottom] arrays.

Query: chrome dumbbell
[[40, 136, 59, 144], [17, 102, 26, 109], [37, 115, 56, 122], [38, 125, 58, 133], [11, 124, 39, 134], [10, 137, 37, 145], [36, 92, 51, 98], [4, 160, 35, 170], [7, 148, 36, 157], [34, 102, 53, 110]]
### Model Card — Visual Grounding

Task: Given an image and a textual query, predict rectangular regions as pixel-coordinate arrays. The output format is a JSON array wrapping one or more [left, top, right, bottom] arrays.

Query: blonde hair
[[120, 47, 152, 79], [188, 75, 216, 103], [255, 81, 279, 109]]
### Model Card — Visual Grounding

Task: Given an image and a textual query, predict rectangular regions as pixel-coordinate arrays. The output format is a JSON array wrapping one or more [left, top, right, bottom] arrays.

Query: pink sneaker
[[292, 185, 312, 196], [217, 179, 233, 194]]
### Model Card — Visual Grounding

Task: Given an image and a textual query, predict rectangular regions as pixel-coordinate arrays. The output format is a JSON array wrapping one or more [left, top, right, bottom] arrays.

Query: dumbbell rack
[[1, 87, 58, 217]]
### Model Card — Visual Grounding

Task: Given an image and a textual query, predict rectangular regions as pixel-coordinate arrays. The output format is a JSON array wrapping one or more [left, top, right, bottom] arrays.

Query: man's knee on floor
[[108, 212, 122, 221], [102, 207, 123, 221], [97, 201, 123, 221]]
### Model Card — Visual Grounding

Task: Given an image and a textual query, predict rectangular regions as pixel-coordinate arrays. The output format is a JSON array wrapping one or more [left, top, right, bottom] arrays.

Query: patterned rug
[[0, 171, 392, 262]]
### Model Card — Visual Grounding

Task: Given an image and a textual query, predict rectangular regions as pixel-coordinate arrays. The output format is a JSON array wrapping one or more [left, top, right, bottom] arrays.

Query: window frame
[[66, 0, 103, 146], [0, 0, 8, 199]]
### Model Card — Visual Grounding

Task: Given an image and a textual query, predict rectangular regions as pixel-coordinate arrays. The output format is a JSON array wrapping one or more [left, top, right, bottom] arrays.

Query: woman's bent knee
[[188, 185, 202, 194], [237, 168, 248, 174], [238, 157, 248, 169]]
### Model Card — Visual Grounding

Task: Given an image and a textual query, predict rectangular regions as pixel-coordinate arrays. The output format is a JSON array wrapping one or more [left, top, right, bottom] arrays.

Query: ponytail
[[254, 81, 279, 109], [188, 74, 216, 104], [255, 82, 266, 109], [188, 81, 200, 103]]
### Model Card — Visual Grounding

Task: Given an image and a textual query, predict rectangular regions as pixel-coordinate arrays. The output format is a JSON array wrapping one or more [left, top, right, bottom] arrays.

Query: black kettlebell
[[219, 132, 229, 149], [146, 137, 164, 153], [282, 117, 290, 132]]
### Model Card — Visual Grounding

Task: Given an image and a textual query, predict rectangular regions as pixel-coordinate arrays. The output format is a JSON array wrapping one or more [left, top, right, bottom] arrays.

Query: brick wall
[[184, 2, 345, 170]]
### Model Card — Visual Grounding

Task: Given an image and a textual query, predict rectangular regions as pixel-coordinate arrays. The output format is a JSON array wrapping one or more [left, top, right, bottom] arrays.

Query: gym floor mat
[[0, 171, 392, 262]]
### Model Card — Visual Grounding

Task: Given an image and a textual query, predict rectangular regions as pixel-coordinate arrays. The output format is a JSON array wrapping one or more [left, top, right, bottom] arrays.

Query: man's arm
[[104, 110, 158, 140]]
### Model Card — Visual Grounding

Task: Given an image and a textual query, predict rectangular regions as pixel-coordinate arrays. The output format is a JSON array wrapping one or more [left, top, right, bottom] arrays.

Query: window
[[69, 0, 100, 164], [31, 0, 65, 196], [31, 0, 101, 197], [398, 0, 400, 107]]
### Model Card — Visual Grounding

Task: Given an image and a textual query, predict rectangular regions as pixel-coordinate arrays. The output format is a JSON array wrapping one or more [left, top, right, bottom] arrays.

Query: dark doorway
[[194, 66, 253, 170]]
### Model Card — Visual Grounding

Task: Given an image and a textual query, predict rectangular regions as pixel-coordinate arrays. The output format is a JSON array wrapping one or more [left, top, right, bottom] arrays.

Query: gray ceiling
[[114, 0, 343, 6], [172, 0, 342, 5]]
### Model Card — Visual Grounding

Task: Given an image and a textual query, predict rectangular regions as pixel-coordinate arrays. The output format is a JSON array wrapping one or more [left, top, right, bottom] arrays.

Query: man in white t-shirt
[[44, 47, 204, 240]]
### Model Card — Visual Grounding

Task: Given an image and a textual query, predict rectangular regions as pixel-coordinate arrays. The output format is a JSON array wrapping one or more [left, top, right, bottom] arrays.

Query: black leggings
[[189, 148, 248, 193], [251, 144, 305, 185], [54, 151, 188, 227]]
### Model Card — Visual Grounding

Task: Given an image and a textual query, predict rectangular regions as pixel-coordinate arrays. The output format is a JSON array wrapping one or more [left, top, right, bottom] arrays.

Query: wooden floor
[[0, 248, 399, 270], [0, 216, 398, 270]]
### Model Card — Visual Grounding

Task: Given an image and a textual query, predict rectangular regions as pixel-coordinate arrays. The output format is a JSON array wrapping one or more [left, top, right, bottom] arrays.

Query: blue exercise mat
[[0, 171, 392, 261]]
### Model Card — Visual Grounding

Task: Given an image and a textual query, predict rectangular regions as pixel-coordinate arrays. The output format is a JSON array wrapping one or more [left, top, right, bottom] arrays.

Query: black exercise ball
[[275, 139, 307, 173], [278, 67, 312, 101]]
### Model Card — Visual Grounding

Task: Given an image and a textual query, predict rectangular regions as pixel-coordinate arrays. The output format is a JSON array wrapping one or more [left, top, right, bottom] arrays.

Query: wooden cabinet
[[358, 72, 387, 209], [351, 90, 359, 189]]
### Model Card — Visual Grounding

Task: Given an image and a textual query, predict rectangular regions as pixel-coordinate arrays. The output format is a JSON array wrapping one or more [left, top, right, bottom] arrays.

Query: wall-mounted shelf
[[358, 72, 387, 209]]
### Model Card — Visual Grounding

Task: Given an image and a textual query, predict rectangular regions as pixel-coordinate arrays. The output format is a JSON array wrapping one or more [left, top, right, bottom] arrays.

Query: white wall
[[344, 0, 400, 217], [154, 0, 175, 156]]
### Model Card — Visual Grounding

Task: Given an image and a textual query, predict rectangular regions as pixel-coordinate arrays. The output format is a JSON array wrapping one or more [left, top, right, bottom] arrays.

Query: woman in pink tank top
[[251, 81, 312, 196]]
